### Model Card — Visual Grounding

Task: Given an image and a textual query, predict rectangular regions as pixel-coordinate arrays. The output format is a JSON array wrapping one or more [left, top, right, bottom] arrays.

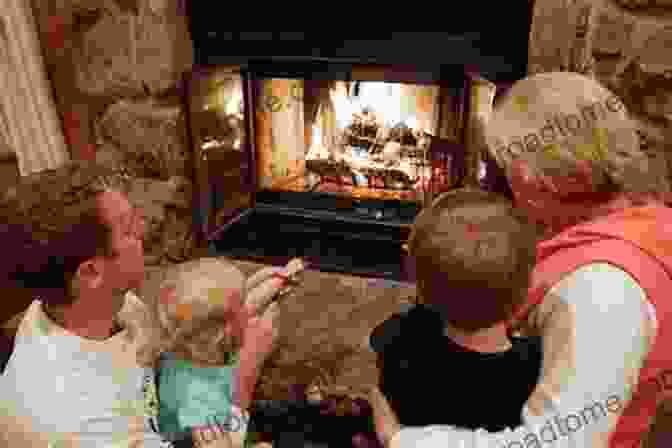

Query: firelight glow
[[330, 81, 408, 129], [331, 84, 355, 130], [405, 116, 418, 131], [224, 88, 242, 116], [361, 82, 402, 127], [307, 124, 329, 160]]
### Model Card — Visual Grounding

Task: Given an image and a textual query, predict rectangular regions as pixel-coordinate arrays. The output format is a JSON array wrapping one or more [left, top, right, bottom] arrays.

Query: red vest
[[512, 205, 672, 448]]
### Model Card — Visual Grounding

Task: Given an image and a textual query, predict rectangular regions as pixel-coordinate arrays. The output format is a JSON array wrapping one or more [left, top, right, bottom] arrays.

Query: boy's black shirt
[[373, 304, 542, 432]]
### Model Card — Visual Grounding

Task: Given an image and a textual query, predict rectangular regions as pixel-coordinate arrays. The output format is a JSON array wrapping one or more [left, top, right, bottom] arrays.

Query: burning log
[[305, 159, 353, 180], [388, 123, 418, 147], [381, 142, 401, 163], [345, 110, 380, 148]]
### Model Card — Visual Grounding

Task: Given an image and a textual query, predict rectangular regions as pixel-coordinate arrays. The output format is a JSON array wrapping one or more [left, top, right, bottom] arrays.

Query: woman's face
[[507, 158, 602, 234]]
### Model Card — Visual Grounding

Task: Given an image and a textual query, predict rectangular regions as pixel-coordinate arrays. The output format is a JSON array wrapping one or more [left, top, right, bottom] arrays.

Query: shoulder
[[531, 262, 651, 347], [536, 262, 648, 326], [13, 300, 49, 340], [559, 262, 645, 291], [555, 261, 655, 344], [370, 304, 442, 354], [510, 334, 543, 367]]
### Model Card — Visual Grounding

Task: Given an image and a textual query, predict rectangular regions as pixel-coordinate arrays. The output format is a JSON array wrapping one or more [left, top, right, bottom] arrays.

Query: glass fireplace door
[[186, 66, 253, 244]]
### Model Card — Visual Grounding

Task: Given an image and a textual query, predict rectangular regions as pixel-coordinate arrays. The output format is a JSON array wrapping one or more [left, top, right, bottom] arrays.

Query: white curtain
[[0, 0, 69, 176]]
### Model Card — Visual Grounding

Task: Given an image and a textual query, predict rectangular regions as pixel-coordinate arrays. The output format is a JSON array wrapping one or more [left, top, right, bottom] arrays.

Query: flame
[[313, 124, 322, 147], [329, 81, 409, 129], [307, 124, 328, 160], [330, 84, 356, 130], [359, 82, 403, 126], [224, 88, 243, 116]]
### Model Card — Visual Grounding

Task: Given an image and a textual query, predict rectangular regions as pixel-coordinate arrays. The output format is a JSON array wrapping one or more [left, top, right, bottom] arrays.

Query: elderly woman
[[372, 72, 672, 448]]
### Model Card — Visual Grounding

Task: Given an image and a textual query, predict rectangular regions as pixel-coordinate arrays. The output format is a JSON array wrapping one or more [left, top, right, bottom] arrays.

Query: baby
[[123, 257, 305, 447]]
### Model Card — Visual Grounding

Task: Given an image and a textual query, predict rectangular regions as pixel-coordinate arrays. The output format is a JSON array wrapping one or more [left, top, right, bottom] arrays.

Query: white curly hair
[[485, 71, 670, 197], [121, 257, 247, 367]]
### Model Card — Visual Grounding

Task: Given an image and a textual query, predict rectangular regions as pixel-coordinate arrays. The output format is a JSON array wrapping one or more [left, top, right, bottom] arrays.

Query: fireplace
[[183, 32, 532, 279]]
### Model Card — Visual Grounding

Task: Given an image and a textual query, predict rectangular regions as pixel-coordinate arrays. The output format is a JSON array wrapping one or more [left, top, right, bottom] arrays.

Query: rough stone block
[[145, 179, 178, 204], [593, 8, 635, 55], [97, 99, 190, 179], [75, 12, 143, 97]]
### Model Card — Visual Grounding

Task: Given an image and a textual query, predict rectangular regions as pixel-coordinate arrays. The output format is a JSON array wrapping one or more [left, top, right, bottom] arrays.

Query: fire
[[312, 124, 322, 149], [359, 82, 404, 127], [307, 124, 329, 160], [330, 85, 356, 130], [329, 82, 415, 131], [264, 79, 443, 200], [224, 88, 243, 117]]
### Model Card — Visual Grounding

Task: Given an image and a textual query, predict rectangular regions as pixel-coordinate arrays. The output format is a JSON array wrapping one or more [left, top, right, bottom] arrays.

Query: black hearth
[[211, 204, 412, 280]]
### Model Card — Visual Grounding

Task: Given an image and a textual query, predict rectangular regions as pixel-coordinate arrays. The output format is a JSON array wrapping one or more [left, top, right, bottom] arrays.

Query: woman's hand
[[349, 383, 401, 448], [368, 386, 401, 448]]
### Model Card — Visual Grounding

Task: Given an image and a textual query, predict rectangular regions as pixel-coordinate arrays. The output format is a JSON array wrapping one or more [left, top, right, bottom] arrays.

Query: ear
[[75, 258, 106, 289]]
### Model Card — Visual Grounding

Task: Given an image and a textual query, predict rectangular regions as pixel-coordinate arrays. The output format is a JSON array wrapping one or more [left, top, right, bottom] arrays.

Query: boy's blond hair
[[409, 188, 538, 332], [122, 257, 246, 367]]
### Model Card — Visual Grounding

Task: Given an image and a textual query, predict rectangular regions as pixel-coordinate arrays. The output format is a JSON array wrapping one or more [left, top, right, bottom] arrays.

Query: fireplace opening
[[248, 64, 469, 222], [186, 63, 472, 279], [257, 78, 442, 201]]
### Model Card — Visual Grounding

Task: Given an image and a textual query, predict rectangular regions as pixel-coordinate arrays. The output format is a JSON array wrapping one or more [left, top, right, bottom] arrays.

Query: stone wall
[[29, 0, 196, 266], [528, 0, 672, 187]]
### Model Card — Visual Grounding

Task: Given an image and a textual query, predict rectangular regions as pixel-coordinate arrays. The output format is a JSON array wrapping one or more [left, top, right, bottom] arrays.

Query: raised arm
[[387, 264, 654, 448], [245, 258, 305, 314]]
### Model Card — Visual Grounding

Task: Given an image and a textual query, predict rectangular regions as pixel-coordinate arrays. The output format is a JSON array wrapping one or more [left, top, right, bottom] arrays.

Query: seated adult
[[372, 72, 672, 448], [0, 162, 276, 447]]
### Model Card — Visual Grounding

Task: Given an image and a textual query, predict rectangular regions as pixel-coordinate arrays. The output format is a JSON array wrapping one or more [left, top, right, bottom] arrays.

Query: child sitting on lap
[[123, 257, 304, 447], [370, 188, 542, 432]]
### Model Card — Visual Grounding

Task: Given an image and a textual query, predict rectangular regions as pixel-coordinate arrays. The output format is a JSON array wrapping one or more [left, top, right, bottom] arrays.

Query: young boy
[[370, 187, 543, 433]]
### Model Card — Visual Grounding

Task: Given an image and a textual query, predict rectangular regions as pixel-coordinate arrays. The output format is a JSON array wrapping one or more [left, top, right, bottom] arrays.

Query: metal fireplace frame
[[184, 60, 474, 248]]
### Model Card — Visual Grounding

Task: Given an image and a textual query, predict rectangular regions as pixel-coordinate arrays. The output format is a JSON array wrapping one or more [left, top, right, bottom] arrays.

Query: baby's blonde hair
[[124, 257, 246, 367]]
